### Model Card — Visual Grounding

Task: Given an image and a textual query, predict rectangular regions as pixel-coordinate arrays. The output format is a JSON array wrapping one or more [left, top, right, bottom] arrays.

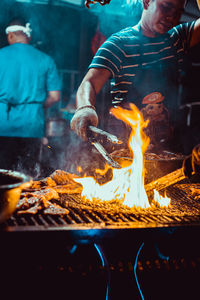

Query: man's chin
[[157, 23, 172, 33]]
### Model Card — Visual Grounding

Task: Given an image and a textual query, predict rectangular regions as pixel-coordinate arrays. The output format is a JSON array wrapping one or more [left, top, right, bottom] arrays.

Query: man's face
[[145, 0, 186, 35]]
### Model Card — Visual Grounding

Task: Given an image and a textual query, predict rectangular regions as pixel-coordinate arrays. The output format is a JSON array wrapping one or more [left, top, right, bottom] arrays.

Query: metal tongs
[[87, 125, 122, 169]]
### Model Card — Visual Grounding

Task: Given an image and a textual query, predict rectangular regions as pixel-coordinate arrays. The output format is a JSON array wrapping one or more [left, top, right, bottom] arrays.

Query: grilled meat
[[53, 185, 82, 194], [16, 170, 82, 215], [14, 169, 200, 225], [109, 148, 185, 161], [49, 169, 80, 185]]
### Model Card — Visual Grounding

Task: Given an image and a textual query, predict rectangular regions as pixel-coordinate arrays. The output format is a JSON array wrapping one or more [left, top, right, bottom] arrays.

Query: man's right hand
[[70, 106, 98, 141]]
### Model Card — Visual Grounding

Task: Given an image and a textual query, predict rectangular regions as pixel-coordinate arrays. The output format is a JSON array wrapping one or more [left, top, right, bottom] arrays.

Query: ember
[[75, 104, 171, 208]]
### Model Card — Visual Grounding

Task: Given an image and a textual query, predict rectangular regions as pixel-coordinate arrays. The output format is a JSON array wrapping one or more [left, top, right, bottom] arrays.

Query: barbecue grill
[[1, 179, 200, 300], [1, 180, 200, 235]]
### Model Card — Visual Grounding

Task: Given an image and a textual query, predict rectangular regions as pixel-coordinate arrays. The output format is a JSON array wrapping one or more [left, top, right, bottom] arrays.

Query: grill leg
[[94, 243, 111, 300]]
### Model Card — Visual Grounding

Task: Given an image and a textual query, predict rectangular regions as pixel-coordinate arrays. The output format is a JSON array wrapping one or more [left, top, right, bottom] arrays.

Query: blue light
[[94, 243, 110, 300], [134, 242, 145, 300], [94, 243, 105, 267]]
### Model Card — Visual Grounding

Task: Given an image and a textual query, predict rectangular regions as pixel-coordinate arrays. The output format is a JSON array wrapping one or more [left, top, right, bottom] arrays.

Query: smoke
[[0, 1, 81, 70], [60, 130, 107, 178], [15, 159, 41, 179], [89, 0, 143, 37], [0, 0, 32, 47], [0, 0, 143, 180], [0, 0, 32, 26], [121, 0, 143, 16]]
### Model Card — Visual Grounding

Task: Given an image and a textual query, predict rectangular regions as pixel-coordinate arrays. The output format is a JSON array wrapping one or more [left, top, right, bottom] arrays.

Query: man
[[71, 0, 200, 152], [0, 17, 61, 177]]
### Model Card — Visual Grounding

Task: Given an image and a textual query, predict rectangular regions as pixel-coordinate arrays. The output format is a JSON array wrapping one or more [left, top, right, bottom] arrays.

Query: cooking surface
[[1, 181, 200, 242], [1, 179, 200, 300]]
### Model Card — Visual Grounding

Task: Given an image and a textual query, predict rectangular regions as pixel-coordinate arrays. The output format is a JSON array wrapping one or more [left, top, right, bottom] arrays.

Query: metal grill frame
[[1, 182, 200, 244]]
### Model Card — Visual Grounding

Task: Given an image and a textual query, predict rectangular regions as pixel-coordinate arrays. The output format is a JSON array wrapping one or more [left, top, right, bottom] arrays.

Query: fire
[[75, 103, 170, 209], [153, 190, 171, 207]]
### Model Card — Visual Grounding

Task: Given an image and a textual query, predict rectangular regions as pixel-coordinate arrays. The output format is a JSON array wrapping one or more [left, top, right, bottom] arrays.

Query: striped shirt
[[89, 21, 195, 106]]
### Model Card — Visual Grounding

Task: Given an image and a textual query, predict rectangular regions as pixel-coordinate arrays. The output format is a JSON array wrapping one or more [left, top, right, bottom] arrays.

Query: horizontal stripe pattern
[[89, 21, 195, 105]]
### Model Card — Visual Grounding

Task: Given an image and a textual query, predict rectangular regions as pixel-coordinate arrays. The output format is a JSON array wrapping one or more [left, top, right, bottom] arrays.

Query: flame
[[153, 190, 171, 207], [77, 166, 83, 174], [75, 103, 171, 209], [95, 164, 111, 176]]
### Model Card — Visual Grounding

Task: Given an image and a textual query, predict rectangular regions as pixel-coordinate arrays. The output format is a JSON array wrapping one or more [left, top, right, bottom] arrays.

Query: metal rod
[[92, 141, 121, 169], [88, 125, 122, 144]]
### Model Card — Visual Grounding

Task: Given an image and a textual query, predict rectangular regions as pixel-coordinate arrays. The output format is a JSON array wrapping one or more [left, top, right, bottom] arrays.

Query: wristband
[[75, 105, 96, 113]]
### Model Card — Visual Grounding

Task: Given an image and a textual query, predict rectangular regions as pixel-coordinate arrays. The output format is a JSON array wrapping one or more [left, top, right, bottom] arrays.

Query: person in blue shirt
[[0, 17, 61, 177]]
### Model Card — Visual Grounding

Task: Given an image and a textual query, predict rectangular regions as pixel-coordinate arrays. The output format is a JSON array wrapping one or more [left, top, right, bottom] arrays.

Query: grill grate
[[2, 182, 200, 230]]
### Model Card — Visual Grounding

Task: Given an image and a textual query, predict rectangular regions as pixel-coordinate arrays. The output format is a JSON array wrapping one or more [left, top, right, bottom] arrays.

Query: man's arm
[[190, 18, 200, 47], [76, 68, 111, 108], [190, 1, 200, 48], [44, 90, 60, 108], [71, 68, 111, 141]]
